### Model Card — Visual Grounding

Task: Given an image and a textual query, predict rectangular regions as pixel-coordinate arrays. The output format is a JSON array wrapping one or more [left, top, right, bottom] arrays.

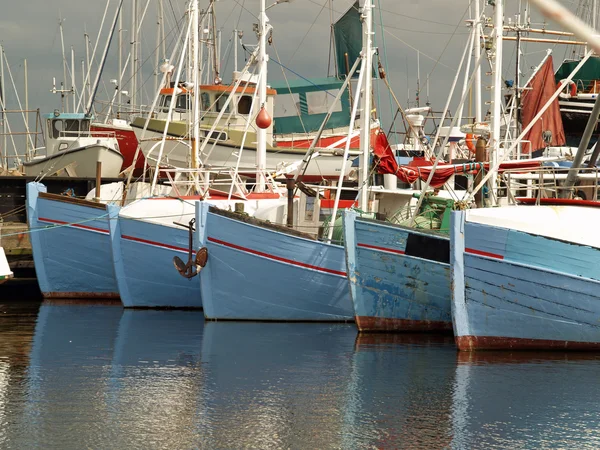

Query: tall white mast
[[1, 45, 5, 164], [71, 46, 76, 112], [130, 0, 138, 109], [192, 0, 200, 171], [256, 0, 269, 192], [118, 10, 123, 111], [474, 0, 482, 122], [358, 0, 373, 211], [490, 0, 504, 205]]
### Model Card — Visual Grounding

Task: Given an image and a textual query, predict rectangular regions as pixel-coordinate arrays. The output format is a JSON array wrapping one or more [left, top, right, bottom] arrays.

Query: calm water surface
[[0, 300, 600, 449]]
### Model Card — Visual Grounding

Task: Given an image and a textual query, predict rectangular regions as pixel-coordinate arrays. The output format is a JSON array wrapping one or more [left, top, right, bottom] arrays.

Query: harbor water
[[1, 300, 600, 449]]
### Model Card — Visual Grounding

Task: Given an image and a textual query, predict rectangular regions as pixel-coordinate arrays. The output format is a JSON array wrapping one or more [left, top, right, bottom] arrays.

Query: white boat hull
[[23, 145, 124, 178], [135, 127, 354, 181]]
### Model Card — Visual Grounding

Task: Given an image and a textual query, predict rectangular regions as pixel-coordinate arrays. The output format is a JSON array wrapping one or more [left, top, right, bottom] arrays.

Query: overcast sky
[[0, 0, 586, 129]]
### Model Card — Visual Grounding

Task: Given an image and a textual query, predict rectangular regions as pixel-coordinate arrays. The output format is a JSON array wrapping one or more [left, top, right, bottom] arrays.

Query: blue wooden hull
[[196, 203, 353, 321], [343, 211, 452, 332], [26, 182, 119, 299], [451, 209, 600, 350], [107, 203, 201, 308]]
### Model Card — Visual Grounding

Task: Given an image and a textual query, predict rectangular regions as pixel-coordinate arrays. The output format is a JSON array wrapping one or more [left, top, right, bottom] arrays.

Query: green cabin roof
[[270, 77, 351, 135], [555, 57, 600, 88]]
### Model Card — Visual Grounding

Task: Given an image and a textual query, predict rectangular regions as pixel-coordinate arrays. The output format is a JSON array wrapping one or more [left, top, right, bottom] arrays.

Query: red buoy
[[256, 106, 272, 129]]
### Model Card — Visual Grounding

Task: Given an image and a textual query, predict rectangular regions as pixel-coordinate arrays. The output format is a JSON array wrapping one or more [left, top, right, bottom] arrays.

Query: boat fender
[[465, 134, 477, 153]]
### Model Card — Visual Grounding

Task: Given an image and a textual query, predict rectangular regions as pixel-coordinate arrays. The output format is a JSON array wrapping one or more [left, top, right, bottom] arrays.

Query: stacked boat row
[[27, 180, 600, 352]]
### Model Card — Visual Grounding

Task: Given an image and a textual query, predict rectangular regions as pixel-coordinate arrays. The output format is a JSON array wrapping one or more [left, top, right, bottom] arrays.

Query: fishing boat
[[26, 182, 119, 299], [342, 0, 576, 334], [192, 0, 385, 322], [23, 112, 123, 178], [449, 0, 600, 351]]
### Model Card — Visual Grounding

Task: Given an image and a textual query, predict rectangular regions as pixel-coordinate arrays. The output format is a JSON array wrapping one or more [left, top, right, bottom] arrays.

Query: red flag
[[521, 56, 566, 153]]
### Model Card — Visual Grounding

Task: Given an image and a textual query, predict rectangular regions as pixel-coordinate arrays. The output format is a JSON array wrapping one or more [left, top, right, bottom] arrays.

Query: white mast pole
[[358, 0, 373, 212], [71, 46, 76, 112], [154, 1, 161, 96], [85, 32, 92, 101], [59, 17, 68, 112], [1, 45, 6, 162], [474, 0, 482, 122], [490, 0, 504, 206], [130, 0, 138, 109], [118, 9, 123, 112], [24, 59, 29, 160], [234, 30, 238, 73], [256, 0, 269, 192], [192, 0, 200, 172]]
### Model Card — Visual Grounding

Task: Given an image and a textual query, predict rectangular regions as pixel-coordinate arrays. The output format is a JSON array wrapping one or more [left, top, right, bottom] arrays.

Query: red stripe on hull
[[122, 234, 189, 253], [39, 217, 109, 234], [43, 292, 121, 300], [357, 242, 405, 255], [465, 247, 504, 259], [456, 335, 600, 351], [207, 236, 347, 277], [356, 316, 453, 333]]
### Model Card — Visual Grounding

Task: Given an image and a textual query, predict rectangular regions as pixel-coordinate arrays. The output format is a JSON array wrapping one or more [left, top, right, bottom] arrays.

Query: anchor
[[173, 218, 208, 278]]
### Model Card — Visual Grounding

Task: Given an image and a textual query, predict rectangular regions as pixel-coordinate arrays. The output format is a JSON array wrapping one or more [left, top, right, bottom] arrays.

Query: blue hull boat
[[451, 206, 600, 350], [107, 199, 201, 308], [196, 202, 353, 321], [27, 182, 119, 299], [343, 210, 452, 332]]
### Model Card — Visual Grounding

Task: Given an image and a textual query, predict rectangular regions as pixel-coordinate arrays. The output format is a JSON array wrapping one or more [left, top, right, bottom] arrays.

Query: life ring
[[560, 79, 577, 97], [465, 133, 477, 153]]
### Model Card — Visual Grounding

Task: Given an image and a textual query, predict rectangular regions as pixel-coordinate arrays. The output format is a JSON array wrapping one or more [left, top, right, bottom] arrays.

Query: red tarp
[[372, 130, 541, 188], [520, 56, 566, 153]]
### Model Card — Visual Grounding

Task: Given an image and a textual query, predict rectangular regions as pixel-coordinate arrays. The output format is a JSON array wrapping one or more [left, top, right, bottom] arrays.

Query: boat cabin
[[269, 77, 351, 136]]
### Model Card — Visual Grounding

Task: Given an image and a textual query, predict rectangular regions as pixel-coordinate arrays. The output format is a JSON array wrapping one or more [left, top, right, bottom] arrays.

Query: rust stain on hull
[[43, 292, 121, 301], [356, 316, 453, 333], [456, 335, 600, 351]]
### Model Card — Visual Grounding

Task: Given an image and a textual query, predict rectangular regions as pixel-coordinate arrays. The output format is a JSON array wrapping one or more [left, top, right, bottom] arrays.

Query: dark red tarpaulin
[[520, 56, 566, 153]]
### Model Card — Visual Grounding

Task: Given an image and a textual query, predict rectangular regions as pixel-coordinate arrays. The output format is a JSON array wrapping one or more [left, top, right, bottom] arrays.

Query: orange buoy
[[256, 106, 272, 129], [465, 133, 476, 153]]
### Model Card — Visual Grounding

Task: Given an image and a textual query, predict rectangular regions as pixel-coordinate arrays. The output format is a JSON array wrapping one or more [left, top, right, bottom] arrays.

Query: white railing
[[502, 166, 600, 203]]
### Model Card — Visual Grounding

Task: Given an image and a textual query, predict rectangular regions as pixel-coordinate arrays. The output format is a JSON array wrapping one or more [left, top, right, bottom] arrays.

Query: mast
[[118, 9, 123, 112], [1, 45, 5, 164], [489, 0, 504, 205], [59, 16, 68, 112], [358, 0, 373, 211], [474, 0, 482, 122], [192, 0, 200, 172], [86, 0, 124, 117], [71, 46, 76, 112], [256, 0, 269, 192], [24, 59, 29, 160], [130, 0, 138, 109]]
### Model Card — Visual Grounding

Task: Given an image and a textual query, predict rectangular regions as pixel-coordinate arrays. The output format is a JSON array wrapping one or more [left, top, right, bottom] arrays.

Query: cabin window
[[201, 92, 211, 111], [64, 120, 81, 135], [51, 120, 63, 139], [176, 94, 189, 111], [160, 95, 172, 112], [306, 89, 342, 115], [216, 94, 230, 113], [238, 95, 253, 115], [274, 93, 300, 118]]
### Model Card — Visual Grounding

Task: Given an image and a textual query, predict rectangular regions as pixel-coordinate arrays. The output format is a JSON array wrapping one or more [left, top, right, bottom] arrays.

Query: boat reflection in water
[[107, 309, 205, 449], [451, 351, 600, 449], [23, 301, 123, 447], [199, 322, 356, 448], [344, 333, 456, 449]]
